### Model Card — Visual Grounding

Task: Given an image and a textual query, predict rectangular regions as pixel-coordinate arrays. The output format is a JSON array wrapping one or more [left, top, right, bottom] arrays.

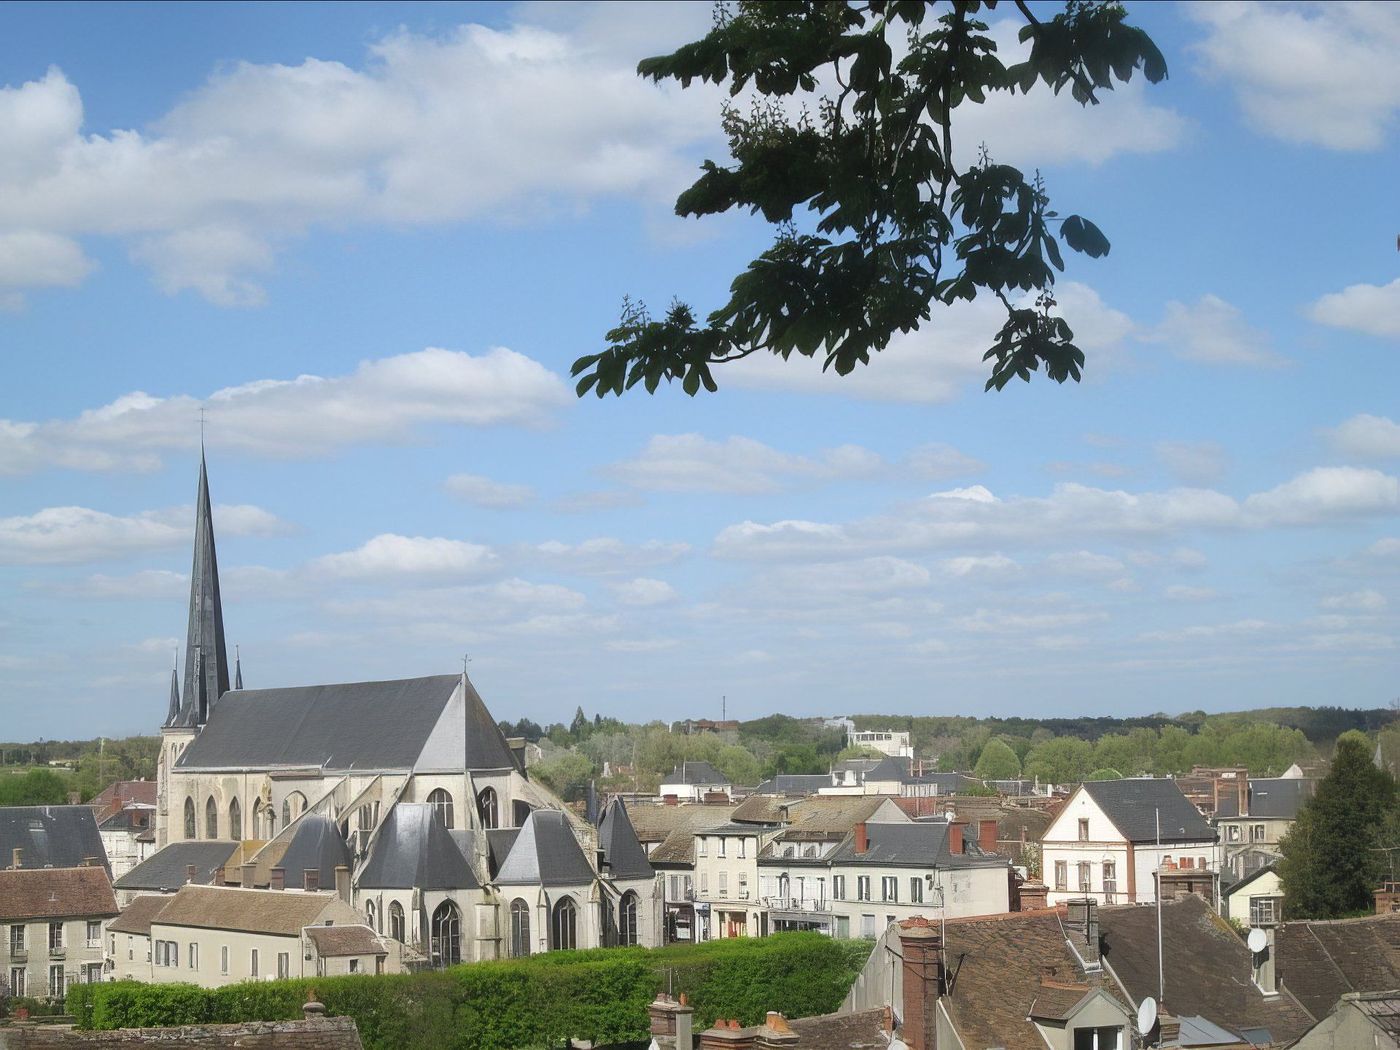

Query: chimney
[[1157, 1014, 1180, 1045], [664, 794, 679, 807], [185, 863, 197, 884], [270, 867, 285, 891], [587, 780, 599, 825], [854, 822, 869, 855], [699, 1019, 757, 1050], [240, 862, 256, 889], [335, 864, 351, 904], [1252, 927, 1277, 996], [1019, 881, 1049, 911], [304, 869, 320, 892], [899, 919, 946, 1050], [978, 819, 997, 855], [1238, 775, 1249, 818], [756, 1012, 799, 1049], [948, 822, 964, 855], [11, 847, 21, 869], [649, 993, 695, 1050], [1065, 898, 1100, 966]]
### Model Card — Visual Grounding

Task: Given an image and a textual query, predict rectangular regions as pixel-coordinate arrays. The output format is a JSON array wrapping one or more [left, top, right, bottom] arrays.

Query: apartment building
[[1, 865, 117, 1001]]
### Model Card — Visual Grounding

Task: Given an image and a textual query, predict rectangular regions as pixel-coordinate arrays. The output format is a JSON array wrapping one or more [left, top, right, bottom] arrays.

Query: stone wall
[[0, 1017, 362, 1050]]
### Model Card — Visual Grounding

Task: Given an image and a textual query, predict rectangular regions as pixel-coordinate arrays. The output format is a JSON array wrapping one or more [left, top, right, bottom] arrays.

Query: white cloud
[[0, 503, 283, 565], [609, 434, 883, 494], [444, 473, 535, 509], [0, 230, 94, 306], [530, 537, 689, 576], [606, 638, 679, 653], [1308, 278, 1400, 338], [1243, 466, 1399, 525], [1165, 585, 1219, 602], [611, 577, 679, 607], [726, 282, 1133, 404], [1147, 295, 1277, 366], [1320, 589, 1387, 611], [906, 443, 984, 480], [940, 554, 1018, 578], [1190, 2, 1400, 150], [1043, 551, 1125, 576], [0, 347, 568, 474], [1139, 619, 1274, 643], [1155, 440, 1228, 485], [310, 534, 499, 580], [1327, 414, 1400, 460]]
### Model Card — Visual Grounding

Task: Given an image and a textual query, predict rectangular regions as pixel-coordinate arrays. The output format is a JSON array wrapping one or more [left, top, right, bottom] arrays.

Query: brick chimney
[[1019, 881, 1049, 911], [304, 869, 320, 892], [270, 866, 285, 891], [649, 993, 694, 1050], [1157, 1014, 1180, 1044], [854, 822, 869, 855], [756, 1012, 799, 1048], [335, 864, 351, 904], [240, 862, 256, 888], [899, 919, 946, 1050], [948, 822, 964, 856], [699, 1019, 757, 1050], [977, 819, 997, 854]]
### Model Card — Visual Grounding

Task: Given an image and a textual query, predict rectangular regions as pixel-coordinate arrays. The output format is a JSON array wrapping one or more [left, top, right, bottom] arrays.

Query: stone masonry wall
[[0, 1017, 362, 1050]]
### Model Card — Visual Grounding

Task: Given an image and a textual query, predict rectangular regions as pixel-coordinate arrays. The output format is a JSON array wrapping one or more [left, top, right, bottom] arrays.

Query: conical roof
[[172, 453, 230, 726], [494, 810, 595, 887], [597, 799, 653, 880], [358, 803, 479, 890], [276, 814, 353, 889]]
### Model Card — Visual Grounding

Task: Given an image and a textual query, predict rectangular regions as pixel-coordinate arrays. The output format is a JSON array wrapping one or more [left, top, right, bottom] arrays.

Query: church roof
[[171, 452, 230, 728], [597, 799, 653, 880], [494, 810, 596, 887], [357, 803, 479, 890], [175, 673, 516, 772], [276, 814, 354, 890]]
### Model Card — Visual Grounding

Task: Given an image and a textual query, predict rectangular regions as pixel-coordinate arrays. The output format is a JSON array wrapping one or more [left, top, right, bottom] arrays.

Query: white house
[[846, 730, 913, 759], [658, 762, 731, 803]]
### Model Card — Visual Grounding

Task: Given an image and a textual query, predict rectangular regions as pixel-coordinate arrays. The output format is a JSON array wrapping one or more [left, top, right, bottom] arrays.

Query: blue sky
[[1, 2, 1397, 740]]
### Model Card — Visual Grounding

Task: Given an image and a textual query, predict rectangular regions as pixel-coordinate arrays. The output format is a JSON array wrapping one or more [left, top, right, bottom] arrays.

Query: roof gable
[[495, 810, 595, 887], [357, 803, 478, 890], [1077, 779, 1215, 843], [276, 814, 354, 890]]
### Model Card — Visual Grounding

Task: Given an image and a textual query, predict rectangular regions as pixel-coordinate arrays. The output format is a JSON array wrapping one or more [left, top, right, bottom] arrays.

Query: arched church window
[[619, 891, 639, 947], [427, 789, 454, 829], [285, 791, 307, 823], [281, 799, 291, 826], [551, 896, 577, 951], [365, 899, 377, 932], [509, 899, 530, 958], [183, 797, 196, 840], [228, 797, 242, 840], [431, 901, 461, 966], [389, 902, 405, 943], [476, 787, 498, 830], [205, 796, 219, 839]]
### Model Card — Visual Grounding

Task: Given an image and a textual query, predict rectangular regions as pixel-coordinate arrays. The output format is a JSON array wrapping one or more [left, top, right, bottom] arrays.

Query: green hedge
[[67, 933, 872, 1049]]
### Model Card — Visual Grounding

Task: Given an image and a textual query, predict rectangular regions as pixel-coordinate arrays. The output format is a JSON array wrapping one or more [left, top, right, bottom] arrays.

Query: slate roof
[[494, 809, 595, 887], [864, 756, 910, 781], [485, 828, 521, 878], [99, 806, 155, 833], [1352, 992, 1400, 1040], [732, 795, 798, 825], [305, 924, 386, 957], [752, 774, 831, 795], [1099, 895, 1312, 1043], [1223, 862, 1277, 899], [825, 821, 1006, 869], [108, 894, 172, 936], [1275, 912, 1400, 1021], [1080, 778, 1215, 843], [113, 840, 239, 892], [154, 885, 341, 936], [786, 796, 903, 835], [597, 799, 653, 881], [1215, 778, 1313, 820], [0, 866, 117, 921], [176, 673, 515, 772], [933, 910, 1133, 1050], [357, 803, 478, 890], [661, 761, 730, 786], [276, 814, 354, 890], [0, 805, 110, 875]]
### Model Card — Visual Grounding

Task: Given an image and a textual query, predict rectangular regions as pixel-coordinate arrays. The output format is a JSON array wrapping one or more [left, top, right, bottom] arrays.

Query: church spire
[[165, 665, 181, 727], [234, 645, 243, 690], [175, 450, 230, 726]]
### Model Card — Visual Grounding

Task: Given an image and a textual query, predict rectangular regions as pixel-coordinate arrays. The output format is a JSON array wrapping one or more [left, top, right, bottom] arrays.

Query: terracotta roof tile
[[109, 894, 172, 936], [1276, 912, 1400, 1020], [305, 924, 386, 957], [0, 866, 117, 921], [154, 884, 338, 936]]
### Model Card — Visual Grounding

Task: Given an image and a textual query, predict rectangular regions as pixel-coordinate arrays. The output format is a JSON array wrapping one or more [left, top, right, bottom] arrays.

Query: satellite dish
[[1247, 928, 1268, 953], [1137, 997, 1157, 1033]]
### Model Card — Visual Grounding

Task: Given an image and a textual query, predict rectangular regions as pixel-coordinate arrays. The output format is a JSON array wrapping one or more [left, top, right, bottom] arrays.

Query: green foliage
[[0, 767, 70, 806], [973, 737, 1021, 780], [70, 934, 868, 1049], [714, 743, 763, 786], [1023, 736, 1094, 784], [763, 743, 825, 777], [1085, 768, 1122, 781], [529, 750, 595, 802], [573, 0, 1167, 400], [1279, 733, 1398, 919]]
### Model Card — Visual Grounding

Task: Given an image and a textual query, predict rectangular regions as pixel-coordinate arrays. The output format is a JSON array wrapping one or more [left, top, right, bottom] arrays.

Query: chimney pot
[[978, 819, 997, 855], [239, 862, 255, 889], [854, 822, 869, 855], [948, 822, 964, 855]]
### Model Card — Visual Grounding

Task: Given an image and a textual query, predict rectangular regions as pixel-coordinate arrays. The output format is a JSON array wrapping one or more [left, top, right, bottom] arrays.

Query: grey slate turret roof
[[357, 803, 478, 890], [171, 452, 230, 728], [1081, 778, 1214, 843], [276, 814, 354, 889], [495, 810, 596, 887], [0, 805, 110, 875], [597, 799, 653, 880]]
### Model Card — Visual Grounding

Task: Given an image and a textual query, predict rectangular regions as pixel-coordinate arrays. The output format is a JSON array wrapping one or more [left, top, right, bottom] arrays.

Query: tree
[[1023, 736, 1093, 785], [973, 737, 1021, 780], [574, 0, 1166, 400], [1278, 732, 1397, 919], [1085, 767, 1122, 781], [0, 768, 69, 807], [530, 751, 596, 803]]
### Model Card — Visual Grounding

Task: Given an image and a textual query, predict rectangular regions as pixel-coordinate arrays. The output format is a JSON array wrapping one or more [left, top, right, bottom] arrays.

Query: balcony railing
[[48, 946, 66, 960], [764, 896, 830, 912]]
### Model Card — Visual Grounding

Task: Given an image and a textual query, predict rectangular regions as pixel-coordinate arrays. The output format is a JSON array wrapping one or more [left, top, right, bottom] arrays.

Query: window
[[1078, 818, 1090, 842], [1198, 856, 1208, 870], [1249, 896, 1281, 927], [389, 902, 406, 944], [48, 922, 63, 952], [718, 838, 727, 858], [366, 900, 377, 932], [9, 967, 25, 997], [860, 914, 876, 937], [221, 946, 229, 975], [1251, 824, 1266, 843], [719, 872, 728, 897], [277, 952, 290, 979], [477, 787, 499, 829], [698, 837, 707, 857], [833, 875, 845, 900], [432, 901, 462, 965], [251, 948, 259, 977], [1073, 1026, 1122, 1050], [205, 795, 219, 839], [281, 798, 292, 827], [510, 899, 531, 958], [1226, 824, 1241, 842], [700, 872, 709, 895], [127, 935, 133, 961], [229, 797, 242, 840], [427, 789, 455, 830], [857, 876, 871, 902], [910, 877, 924, 904], [882, 876, 898, 903], [619, 891, 639, 947], [9, 925, 23, 953], [1077, 862, 1092, 892], [348, 958, 359, 973], [189, 943, 198, 971], [86, 920, 101, 947], [737, 837, 746, 859], [738, 872, 748, 898], [49, 964, 64, 999], [551, 897, 578, 951], [1054, 861, 1068, 891], [83, 962, 102, 984], [1103, 861, 1117, 901]]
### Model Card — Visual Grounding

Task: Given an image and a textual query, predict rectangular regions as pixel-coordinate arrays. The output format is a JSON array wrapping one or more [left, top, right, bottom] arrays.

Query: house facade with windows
[[1223, 863, 1282, 928], [1, 865, 117, 1002], [1040, 778, 1217, 906], [657, 762, 731, 802], [1214, 777, 1313, 881]]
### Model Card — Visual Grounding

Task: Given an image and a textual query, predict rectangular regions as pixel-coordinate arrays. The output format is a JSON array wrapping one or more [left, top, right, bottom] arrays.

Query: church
[[138, 454, 659, 965]]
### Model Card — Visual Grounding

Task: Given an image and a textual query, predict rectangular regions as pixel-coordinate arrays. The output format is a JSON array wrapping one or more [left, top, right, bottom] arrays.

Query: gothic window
[[427, 789, 454, 829], [510, 899, 531, 958], [183, 797, 196, 840], [285, 791, 307, 823], [365, 900, 377, 932], [389, 902, 405, 943], [205, 796, 219, 839], [476, 787, 499, 830], [618, 892, 639, 948], [252, 800, 265, 839], [228, 798, 242, 840], [431, 901, 461, 966], [282, 799, 291, 827], [551, 896, 578, 951]]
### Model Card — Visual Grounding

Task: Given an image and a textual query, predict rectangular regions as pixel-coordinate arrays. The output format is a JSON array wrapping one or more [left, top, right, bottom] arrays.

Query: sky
[[1, 1, 1397, 740]]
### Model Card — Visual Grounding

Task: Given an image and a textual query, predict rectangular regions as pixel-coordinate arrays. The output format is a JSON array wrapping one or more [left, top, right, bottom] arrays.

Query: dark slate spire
[[165, 667, 181, 727], [234, 645, 243, 690], [175, 451, 230, 727]]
